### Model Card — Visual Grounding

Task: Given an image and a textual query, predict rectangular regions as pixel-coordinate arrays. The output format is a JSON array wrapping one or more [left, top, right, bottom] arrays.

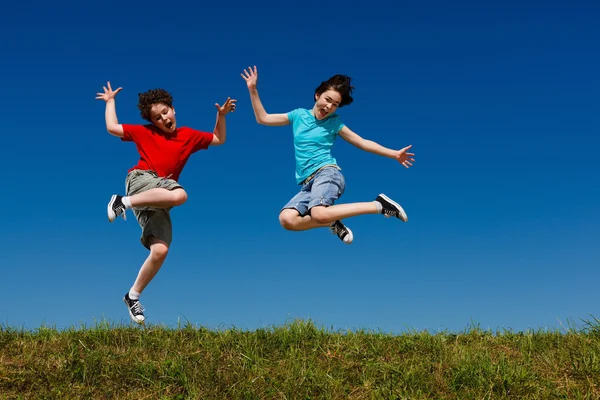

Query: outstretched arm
[[95, 81, 124, 137], [339, 126, 415, 168], [210, 97, 237, 146], [241, 66, 289, 126]]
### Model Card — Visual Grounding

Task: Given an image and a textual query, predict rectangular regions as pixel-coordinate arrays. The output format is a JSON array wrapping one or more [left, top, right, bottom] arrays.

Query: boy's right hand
[[241, 66, 258, 90], [96, 81, 122, 102]]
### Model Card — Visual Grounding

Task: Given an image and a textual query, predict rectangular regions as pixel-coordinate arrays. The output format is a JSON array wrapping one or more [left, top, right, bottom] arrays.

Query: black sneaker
[[107, 194, 126, 222], [123, 293, 145, 324], [376, 194, 408, 222], [329, 220, 353, 244]]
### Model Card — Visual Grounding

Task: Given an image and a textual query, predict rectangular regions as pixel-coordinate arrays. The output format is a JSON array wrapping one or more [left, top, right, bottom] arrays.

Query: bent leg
[[125, 170, 187, 209], [129, 187, 187, 209], [279, 208, 329, 231], [279, 203, 379, 229], [110, 171, 187, 222]]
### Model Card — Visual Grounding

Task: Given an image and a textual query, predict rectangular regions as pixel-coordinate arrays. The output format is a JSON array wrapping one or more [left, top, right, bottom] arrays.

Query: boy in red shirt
[[96, 82, 236, 324]]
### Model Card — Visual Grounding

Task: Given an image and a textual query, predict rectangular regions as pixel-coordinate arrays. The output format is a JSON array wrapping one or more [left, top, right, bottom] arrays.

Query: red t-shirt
[[121, 124, 214, 181]]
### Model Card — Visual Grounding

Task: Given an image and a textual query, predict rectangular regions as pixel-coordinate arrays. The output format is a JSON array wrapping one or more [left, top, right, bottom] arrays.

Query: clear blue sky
[[2, 0, 598, 333]]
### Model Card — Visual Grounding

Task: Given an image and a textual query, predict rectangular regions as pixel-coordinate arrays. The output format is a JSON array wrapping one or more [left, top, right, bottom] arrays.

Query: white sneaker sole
[[129, 312, 145, 325], [379, 193, 408, 222], [343, 226, 354, 244], [107, 195, 117, 223]]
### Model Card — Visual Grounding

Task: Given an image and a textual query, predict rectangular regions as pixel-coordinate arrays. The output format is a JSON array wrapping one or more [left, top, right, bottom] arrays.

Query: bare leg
[[131, 237, 169, 294], [279, 202, 379, 231], [128, 188, 187, 209], [279, 209, 329, 231]]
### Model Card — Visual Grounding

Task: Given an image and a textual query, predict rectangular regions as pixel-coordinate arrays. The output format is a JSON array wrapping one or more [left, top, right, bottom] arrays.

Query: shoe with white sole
[[123, 293, 145, 325], [107, 194, 126, 222], [375, 194, 408, 222], [330, 220, 353, 244]]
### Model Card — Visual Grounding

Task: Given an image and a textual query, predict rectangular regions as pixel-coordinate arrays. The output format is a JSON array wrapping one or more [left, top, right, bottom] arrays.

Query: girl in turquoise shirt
[[242, 66, 415, 244]]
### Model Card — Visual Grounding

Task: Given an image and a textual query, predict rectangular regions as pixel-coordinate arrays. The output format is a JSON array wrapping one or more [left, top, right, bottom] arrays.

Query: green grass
[[1, 318, 600, 399]]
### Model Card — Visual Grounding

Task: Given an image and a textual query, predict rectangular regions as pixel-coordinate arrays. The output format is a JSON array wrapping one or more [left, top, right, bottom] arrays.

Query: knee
[[310, 207, 330, 225], [150, 243, 169, 261], [279, 210, 298, 231], [171, 189, 188, 206]]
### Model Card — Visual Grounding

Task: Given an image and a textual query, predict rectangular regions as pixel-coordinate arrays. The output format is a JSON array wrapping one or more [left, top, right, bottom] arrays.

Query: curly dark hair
[[314, 75, 354, 107], [137, 88, 174, 122]]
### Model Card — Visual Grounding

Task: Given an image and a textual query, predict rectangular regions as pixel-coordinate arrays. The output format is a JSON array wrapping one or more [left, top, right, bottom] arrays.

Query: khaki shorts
[[125, 170, 183, 249]]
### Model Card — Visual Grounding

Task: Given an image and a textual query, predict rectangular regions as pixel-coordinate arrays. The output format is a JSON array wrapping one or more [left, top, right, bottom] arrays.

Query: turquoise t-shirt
[[287, 108, 345, 184]]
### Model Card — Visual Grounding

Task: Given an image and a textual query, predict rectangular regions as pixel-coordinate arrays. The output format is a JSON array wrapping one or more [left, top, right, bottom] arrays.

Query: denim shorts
[[125, 170, 183, 249], [282, 166, 345, 216]]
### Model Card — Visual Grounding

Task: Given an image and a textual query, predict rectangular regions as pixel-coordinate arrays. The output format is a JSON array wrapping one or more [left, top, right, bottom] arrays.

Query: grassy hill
[[1, 318, 599, 399]]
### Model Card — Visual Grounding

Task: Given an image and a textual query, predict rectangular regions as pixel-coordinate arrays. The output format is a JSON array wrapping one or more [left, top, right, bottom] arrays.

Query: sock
[[374, 200, 383, 213], [128, 289, 141, 300], [122, 196, 133, 209]]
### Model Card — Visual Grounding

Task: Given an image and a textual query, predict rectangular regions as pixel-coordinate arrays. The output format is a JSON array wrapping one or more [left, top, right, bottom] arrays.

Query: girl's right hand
[[241, 66, 258, 90]]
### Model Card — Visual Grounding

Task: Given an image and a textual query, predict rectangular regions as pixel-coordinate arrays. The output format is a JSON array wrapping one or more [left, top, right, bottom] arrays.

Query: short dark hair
[[314, 74, 354, 107], [137, 88, 173, 122]]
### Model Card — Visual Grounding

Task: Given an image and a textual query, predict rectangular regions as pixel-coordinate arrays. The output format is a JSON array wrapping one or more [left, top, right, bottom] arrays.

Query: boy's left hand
[[216, 97, 237, 115], [395, 145, 415, 168]]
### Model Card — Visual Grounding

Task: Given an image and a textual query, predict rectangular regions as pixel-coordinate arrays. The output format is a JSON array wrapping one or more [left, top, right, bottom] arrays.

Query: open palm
[[396, 145, 415, 168], [241, 66, 258, 90], [96, 81, 122, 102]]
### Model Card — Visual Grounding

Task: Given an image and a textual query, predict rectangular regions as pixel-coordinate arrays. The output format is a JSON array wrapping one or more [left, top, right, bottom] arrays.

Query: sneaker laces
[[330, 222, 345, 237], [130, 300, 145, 315], [114, 204, 126, 220], [383, 209, 397, 218]]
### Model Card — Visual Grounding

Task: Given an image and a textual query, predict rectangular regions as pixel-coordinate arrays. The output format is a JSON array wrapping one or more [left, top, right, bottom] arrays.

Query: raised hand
[[95, 81, 122, 102], [395, 145, 415, 168], [241, 66, 258, 90], [215, 97, 237, 115]]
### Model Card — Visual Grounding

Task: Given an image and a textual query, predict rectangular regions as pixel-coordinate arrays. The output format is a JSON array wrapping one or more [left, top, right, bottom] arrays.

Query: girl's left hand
[[396, 145, 415, 168]]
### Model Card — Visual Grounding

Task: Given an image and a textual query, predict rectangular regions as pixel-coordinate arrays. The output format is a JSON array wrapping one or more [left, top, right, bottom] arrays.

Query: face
[[149, 103, 177, 133], [313, 89, 342, 120]]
